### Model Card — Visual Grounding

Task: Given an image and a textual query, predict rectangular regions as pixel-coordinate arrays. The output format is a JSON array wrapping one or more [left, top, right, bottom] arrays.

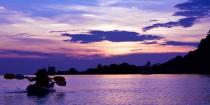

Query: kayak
[[26, 83, 55, 95]]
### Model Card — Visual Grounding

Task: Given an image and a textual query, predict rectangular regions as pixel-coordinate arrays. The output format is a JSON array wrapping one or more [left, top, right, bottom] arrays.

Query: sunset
[[1, 0, 210, 105], [0, 0, 209, 73]]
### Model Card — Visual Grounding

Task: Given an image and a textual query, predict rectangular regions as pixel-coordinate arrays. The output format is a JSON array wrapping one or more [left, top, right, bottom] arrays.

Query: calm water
[[1, 75, 210, 105]]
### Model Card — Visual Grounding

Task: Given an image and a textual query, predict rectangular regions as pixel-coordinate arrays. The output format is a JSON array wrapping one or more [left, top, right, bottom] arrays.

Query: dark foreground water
[[1, 75, 210, 105]]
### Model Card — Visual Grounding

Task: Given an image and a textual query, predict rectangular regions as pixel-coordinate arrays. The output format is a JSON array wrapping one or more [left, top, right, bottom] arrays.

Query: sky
[[0, 0, 210, 74]]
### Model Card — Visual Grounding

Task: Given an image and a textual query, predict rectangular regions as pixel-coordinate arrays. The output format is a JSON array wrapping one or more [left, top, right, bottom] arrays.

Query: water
[[1, 75, 210, 105]]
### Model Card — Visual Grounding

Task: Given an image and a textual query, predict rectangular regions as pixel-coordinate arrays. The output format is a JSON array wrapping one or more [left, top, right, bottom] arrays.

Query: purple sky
[[0, 0, 210, 73]]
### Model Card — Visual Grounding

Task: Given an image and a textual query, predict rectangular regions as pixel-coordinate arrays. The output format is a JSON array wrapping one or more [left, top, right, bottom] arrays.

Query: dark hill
[[157, 30, 210, 74]]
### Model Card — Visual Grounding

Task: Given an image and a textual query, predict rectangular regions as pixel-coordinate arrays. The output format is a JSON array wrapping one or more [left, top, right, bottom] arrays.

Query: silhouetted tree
[[156, 30, 210, 74], [68, 68, 79, 74]]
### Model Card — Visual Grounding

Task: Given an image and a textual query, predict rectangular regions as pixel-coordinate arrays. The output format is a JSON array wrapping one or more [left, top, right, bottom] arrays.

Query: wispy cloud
[[143, 0, 210, 31], [45, 4, 177, 32], [0, 49, 64, 58], [0, 2, 203, 59], [97, 0, 122, 6], [162, 41, 199, 47], [0, 6, 5, 12]]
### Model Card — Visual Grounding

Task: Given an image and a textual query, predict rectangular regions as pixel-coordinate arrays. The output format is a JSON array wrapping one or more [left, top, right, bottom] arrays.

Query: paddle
[[4, 73, 66, 86], [4, 73, 15, 79], [4, 73, 27, 80], [53, 76, 66, 86]]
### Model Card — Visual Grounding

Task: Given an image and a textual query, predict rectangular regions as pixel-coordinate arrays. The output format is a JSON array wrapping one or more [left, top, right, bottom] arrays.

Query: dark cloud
[[62, 30, 198, 47], [143, 0, 210, 31], [162, 41, 199, 47], [62, 30, 163, 43], [143, 17, 196, 31], [143, 40, 199, 47], [174, 0, 210, 18], [0, 49, 64, 57]]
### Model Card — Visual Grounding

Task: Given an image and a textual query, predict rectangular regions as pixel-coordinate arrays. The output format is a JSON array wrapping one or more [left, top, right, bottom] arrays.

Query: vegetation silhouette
[[156, 30, 210, 74], [44, 30, 210, 75]]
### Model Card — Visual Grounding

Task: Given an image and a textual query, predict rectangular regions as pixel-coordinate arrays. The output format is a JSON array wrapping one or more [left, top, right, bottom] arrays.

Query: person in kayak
[[27, 69, 54, 87]]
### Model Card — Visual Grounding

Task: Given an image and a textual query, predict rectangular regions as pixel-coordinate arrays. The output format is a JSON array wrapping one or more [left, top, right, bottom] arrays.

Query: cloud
[[149, 19, 158, 22], [174, 0, 210, 18], [49, 30, 68, 33], [0, 49, 65, 58], [162, 41, 199, 47], [0, 33, 54, 44], [0, 3, 199, 59], [143, 41, 159, 45], [0, 6, 5, 12], [0, 49, 50, 56], [62, 29, 199, 47], [143, 40, 199, 47], [62, 30, 163, 43], [45, 3, 178, 33], [98, 0, 122, 6], [143, 0, 210, 31], [143, 17, 197, 31]]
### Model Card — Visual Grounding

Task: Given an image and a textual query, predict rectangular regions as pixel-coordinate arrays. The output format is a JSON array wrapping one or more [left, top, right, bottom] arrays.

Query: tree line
[[42, 30, 210, 75]]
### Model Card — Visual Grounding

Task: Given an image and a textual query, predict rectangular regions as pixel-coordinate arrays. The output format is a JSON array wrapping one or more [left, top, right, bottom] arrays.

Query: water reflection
[[12, 92, 66, 105], [1, 75, 210, 105]]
